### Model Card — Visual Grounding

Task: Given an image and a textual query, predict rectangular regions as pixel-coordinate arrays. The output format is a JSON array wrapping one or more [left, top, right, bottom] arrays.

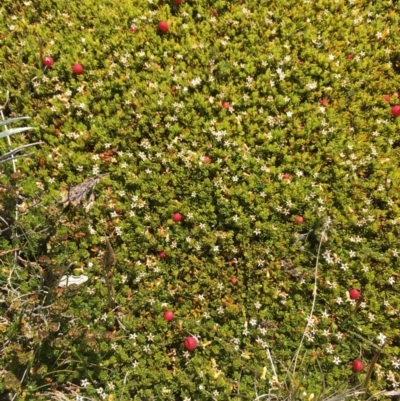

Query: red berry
[[295, 216, 304, 224], [383, 95, 390, 102], [346, 54, 353, 60], [43, 57, 54, 68], [391, 105, 400, 117], [158, 250, 167, 259], [231, 277, 238, 285], [282, 173, 291, 180], [172, 212, 182, 222], [158, 21, 169, 32], [349, 289, 361, 300], [163, 311, 174, 321], [212, 9, 218, 16], [174, 0, 183, 3], [203, 156, 211, 164], [352, 359, 364, 372], [320, 99, 329, 106], [129, 25, 138, 32], [184, 337, 198, 351], [72, 63, 84, 74], [222, 102, 230, 109]]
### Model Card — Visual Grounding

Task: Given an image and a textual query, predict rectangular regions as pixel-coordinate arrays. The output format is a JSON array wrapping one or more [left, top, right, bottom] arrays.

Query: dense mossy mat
[[1, 0, 400, 400]]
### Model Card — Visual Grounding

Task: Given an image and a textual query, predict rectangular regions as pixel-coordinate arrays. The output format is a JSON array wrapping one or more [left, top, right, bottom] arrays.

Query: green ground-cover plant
[[1, 0, 400, 400]]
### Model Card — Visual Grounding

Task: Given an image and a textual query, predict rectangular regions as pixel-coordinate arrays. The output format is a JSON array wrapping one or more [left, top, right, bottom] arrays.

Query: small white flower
[[81, 379, 90, 387], [392, 358, 400, 369], [377, 332, 387, 346], [306, 81, 317, 90], [326, 343, 334, 354]]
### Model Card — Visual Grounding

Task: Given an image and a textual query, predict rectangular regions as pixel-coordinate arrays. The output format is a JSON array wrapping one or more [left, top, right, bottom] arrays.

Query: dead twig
[[58, 173, 108, 208], [102, 238, 116, 307]]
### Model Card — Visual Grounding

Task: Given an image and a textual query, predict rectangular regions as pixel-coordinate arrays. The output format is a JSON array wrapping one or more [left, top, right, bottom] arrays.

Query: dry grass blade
[[0, 248, 19, 256], [40, 391, 72, 401], [0, 142, 43, 164], [59, 173, 108, 208], [377, 390, 400, 398], [42, 389, 98, 401], [362, 345, 385, 400], [290, 218, 332, 376], [322, 386, 365, 401]]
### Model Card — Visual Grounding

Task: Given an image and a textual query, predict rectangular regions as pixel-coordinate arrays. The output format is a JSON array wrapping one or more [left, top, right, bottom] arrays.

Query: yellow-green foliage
[[0, 0, 400, 400]]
